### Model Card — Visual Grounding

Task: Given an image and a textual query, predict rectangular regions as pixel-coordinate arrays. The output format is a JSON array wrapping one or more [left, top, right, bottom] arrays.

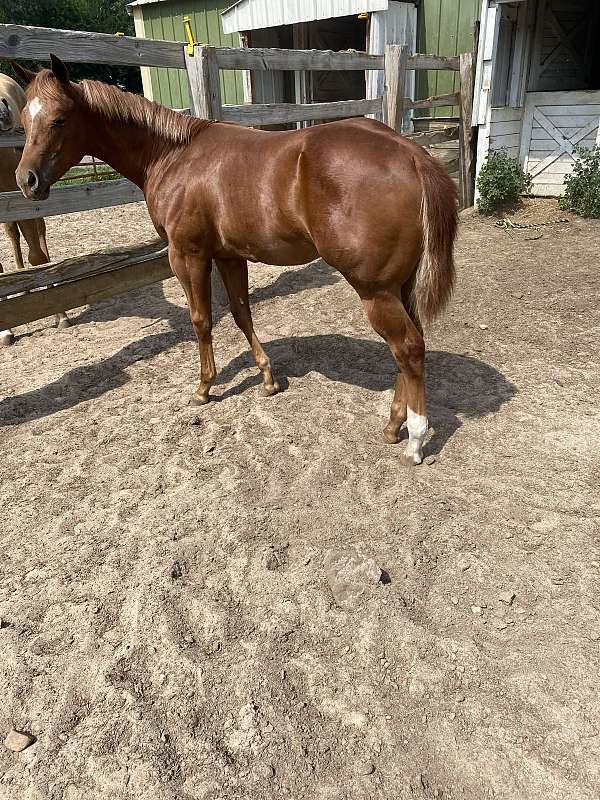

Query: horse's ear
[[50, 53, 69, 84], [11, 61, 37, 87]]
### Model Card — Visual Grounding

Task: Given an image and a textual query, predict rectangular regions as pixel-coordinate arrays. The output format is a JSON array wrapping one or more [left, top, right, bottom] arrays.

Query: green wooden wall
[[139, 0, 480, 115], [417, 0, 481, 117], [140, 0, 244, 108]]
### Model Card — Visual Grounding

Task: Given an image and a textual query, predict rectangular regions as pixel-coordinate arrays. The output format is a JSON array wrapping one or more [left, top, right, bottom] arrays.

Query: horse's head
[[0, 75, 25, 132], [12, 55, 86, 201]]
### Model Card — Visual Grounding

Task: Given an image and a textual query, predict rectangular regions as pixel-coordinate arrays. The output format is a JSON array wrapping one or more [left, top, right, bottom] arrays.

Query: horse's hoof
[[0, 332, 14, 347], [398, 451, 419, 467], [190, 393, 210, 406], [262, 380, 281, 397], [57, 317, 71, 329], [383, 427, 401, 444], [402, 447, 422, 466]]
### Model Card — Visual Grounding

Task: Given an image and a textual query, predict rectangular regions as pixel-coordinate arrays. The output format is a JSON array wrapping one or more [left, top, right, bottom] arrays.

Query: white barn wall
[[488, 106, 523, 159]]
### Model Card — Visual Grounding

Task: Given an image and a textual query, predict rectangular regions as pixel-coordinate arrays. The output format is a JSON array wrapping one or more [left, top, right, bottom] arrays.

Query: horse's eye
[[53, 117, 66, 127], [1, 98, 8, 108]]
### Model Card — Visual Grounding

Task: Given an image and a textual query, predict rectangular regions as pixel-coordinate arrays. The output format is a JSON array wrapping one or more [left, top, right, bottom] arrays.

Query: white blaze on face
[[405, 407, 428, 465], [26, 96, 44, 139], [27, 96, 43, 121]]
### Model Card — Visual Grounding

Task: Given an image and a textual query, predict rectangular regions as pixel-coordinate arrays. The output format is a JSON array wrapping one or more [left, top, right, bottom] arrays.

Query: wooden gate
[[519, 90, 600, 196]]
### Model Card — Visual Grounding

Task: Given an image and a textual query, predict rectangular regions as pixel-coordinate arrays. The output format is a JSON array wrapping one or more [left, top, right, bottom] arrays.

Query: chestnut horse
[[13, 55, 457, 465]]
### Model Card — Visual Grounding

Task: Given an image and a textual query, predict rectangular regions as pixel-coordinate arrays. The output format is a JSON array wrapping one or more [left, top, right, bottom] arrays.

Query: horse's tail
[[410, 153, 458, 325]]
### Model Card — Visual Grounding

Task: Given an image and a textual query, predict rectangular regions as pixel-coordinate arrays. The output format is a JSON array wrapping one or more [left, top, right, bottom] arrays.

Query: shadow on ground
[[0, 259, 516, 457]]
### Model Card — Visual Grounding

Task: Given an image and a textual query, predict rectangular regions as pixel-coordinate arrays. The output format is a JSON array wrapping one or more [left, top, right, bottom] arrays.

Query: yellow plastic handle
[[183, 16, 195, 56]]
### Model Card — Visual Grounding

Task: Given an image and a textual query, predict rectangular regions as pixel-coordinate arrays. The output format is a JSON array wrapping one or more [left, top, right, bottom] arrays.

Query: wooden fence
[[0, 24, 474, 333]]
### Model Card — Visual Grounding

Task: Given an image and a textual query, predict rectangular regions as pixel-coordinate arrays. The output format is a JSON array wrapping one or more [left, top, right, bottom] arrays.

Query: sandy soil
[[0, 199, 599, 800]]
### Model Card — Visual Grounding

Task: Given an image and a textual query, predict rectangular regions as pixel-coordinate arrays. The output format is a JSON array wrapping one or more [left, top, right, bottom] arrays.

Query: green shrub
[[559, 146, 600, 218], [476, 149, 532, 214]]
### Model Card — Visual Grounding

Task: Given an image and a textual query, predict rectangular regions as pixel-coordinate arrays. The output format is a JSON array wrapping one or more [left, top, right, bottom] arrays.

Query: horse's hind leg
[[215, 257, 280, 396], [360, 289, 428, 465]]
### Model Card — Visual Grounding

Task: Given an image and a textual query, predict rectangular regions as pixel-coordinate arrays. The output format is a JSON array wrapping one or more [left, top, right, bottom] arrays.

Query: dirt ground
[[0, 198, 599, 800]]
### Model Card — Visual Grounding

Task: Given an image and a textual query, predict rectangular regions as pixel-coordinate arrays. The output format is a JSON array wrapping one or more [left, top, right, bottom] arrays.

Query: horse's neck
[[86, 115, 178, 192]]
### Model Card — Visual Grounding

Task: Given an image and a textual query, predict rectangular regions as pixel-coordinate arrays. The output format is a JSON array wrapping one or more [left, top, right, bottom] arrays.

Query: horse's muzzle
[[16, 167, 50, 201]]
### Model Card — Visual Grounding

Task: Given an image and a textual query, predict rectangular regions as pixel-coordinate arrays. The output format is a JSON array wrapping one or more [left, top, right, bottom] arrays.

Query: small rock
[[189, 415, 203, 427], [58, 733, 69, 743], [262, 546, 288, 571], [254, 763, 275, 779], [170, 561, 183, 579], [356, 760, 375, 776], [451, 596, 459, 605], [4, 729, 36, 752], [479, 324, 488, 330], [471, 605, 483, 615], [492, 618, 508, 630], [424, 455, 436, 466], [345, 711, 368, 728], [499, 591, 515, 606], [511, 292, 524, 299], [458, 559, 471, 572], [324, 549, 383, 611]]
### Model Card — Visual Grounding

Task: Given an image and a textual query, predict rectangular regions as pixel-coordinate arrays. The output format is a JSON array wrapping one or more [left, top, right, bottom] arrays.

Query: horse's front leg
[[169, 246, 216, 405]]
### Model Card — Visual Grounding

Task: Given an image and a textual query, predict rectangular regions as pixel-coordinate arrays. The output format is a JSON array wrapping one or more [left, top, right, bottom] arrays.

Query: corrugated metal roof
[[126, 0, 171, 11], [221, 0, 389, 34]]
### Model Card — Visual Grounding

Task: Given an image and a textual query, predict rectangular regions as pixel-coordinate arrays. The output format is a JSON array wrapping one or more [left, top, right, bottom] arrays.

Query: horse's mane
[[34, 71, 211, 145]]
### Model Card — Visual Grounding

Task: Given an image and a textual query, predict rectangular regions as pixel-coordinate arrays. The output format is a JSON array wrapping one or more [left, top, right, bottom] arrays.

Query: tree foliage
[[0, 0, 142, 91]]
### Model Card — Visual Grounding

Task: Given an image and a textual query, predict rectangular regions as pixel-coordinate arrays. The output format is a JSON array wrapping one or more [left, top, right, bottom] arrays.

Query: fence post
[[184, 44, 228, 309], [459, 51, 475, 208], [384, 44, 409, 134]]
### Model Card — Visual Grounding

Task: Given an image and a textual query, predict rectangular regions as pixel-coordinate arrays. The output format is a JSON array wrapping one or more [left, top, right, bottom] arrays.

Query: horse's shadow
[[215, 337, 516, 456], [0, 259, 516, 457]]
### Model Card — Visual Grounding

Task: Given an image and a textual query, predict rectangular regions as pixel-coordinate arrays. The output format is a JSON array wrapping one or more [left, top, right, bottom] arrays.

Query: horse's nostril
[[26, 170, 38, 189]]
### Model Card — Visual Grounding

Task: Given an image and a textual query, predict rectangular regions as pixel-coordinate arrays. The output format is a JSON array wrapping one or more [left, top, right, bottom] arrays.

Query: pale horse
[[0, 72, 68, 346]]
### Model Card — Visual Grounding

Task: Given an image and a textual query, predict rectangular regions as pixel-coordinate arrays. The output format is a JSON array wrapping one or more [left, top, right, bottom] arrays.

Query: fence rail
[[0, 24, 475, 334], [0, 179, 143, 222], [0, 24, 184, 68]]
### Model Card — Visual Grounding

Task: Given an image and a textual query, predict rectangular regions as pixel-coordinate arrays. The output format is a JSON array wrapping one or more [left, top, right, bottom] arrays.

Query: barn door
[[519, 90, 600, 195], [529, 0, 599, 91]]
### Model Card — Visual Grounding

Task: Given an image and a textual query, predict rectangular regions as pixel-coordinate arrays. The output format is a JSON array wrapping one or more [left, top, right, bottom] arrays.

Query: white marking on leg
[[405, 407, 428, 465], [27, 97, 43, 120]]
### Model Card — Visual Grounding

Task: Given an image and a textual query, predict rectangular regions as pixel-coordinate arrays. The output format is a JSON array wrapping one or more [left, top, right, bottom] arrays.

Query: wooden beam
[[0, 132, 25, 148], [0, 23, 185, 69], [406, 127, 460, 146], [459, 52, 475, 208], [384, 44, 409, 133], [406, 54, 460, 71], [0, 257, 173, 329], [215, 46, 384, 72], [409, 93, 461, 110], [186, 45, 222, 120], [0, 179, 143, 223], [219, 98, 382, 127], [0, 240, 167, 298]]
